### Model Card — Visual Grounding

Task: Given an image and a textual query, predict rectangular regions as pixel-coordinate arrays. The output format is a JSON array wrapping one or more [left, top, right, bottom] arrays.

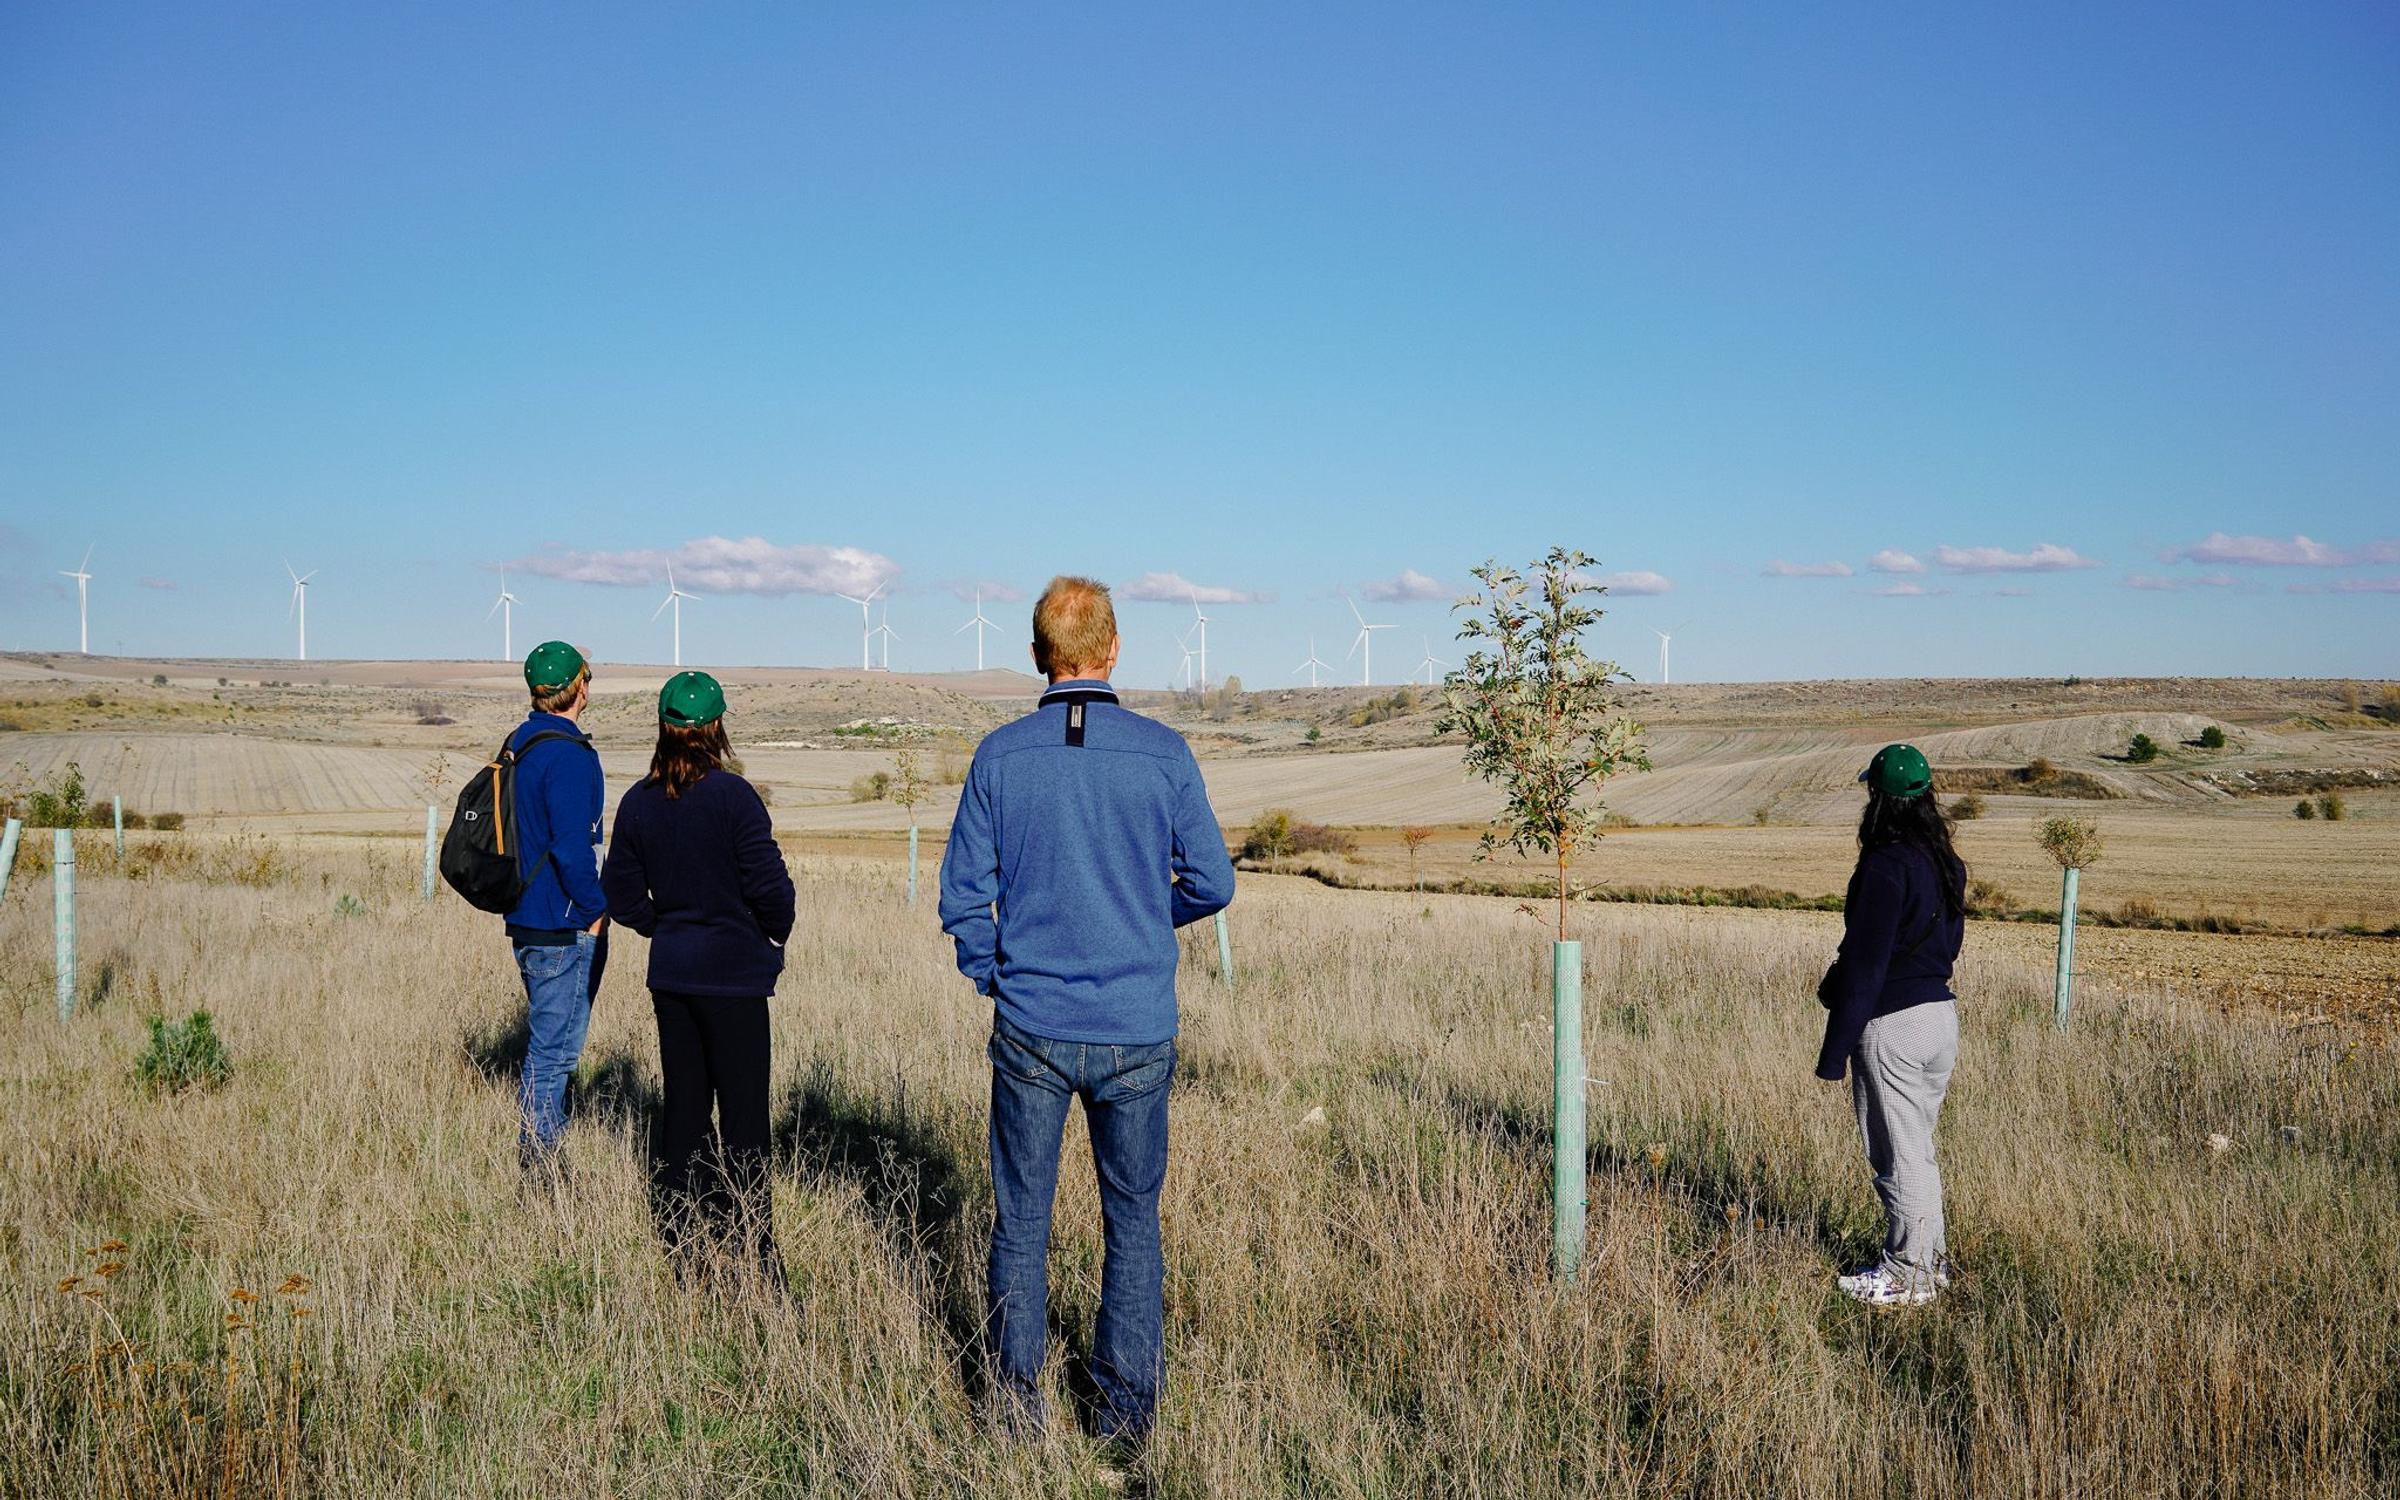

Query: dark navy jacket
[[601, 769, 795, 999], [1815, 842, 1965, 1080], [501, 712, 607, 933], [938, 679, 1236, 1045]]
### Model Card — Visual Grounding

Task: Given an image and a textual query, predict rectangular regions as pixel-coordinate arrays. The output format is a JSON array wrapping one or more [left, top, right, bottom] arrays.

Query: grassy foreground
[[2, 835, 2395, 1496]]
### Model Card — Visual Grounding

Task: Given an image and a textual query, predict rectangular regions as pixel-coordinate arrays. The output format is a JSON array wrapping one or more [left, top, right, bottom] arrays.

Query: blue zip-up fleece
[[1815, 842, 1965, 1080], [939, 679, 1236, 1046], [601, 769, 795, 998], [501, 712, 607, 934]]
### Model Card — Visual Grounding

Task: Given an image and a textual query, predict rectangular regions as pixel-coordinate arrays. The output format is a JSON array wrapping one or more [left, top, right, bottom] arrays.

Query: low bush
[[2127, 733, 2160, 764], [1240, 809, 1355, 861], [133, 1011, 233, 1095], [149, 812, 185, 832], [1949, 794, 1985, 821], [2294, 799, 2316, 820], [2316, 792, 2347, 822], [1966, 878, 2016, 917], [2197, 725, 2227, 750], [849, 772, 891, 803]]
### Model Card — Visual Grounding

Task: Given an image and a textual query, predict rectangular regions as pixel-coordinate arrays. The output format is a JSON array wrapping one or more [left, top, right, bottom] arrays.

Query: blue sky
[[3, 2, 2395, 684]]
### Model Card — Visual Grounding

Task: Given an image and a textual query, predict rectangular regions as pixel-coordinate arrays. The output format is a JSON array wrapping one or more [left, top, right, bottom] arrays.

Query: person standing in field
[[505, 641, 609, 1174], [1815, 743, 1967, 1307], [601, 672, 795, 1287], [938, 576, 1236, 1449]]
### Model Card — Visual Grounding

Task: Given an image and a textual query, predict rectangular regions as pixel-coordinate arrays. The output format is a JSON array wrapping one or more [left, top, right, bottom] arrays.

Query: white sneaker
[[1836, 1263, 1939, 1307]]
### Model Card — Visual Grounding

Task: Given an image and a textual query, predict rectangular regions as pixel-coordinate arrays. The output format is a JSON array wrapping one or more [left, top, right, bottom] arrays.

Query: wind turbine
[[1414, 635, 1451, 686], [872, 605, 898, 672], [1292, 636, 1332, 688], [1172, 625, 1197, 690], [835, 583, 884, 671], [1652, 620, 1691, 685], [285, 562, 317, 660], [1344, 597, 1394, 686], [1187, 592, 1211, 689], [652, 564, 697, 667], [60, 544, 93, 654], [486, 568, 521, 661], [955, 588, 998, 671]]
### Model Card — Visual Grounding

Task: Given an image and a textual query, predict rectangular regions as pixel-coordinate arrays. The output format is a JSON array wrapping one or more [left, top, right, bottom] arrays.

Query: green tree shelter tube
[[1553, 940, 1586, 1281]]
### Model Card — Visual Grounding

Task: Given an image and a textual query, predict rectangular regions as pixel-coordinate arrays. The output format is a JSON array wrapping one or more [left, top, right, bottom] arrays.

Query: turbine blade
[[653, 594, 672, 621]]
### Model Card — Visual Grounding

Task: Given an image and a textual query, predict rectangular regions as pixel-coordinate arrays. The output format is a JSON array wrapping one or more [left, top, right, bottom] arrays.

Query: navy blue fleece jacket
[[1815, 842, 1965, 1080], [600, 769, 795, 998], [501, 712, 606, 932], [938, 679, 1236, 1045]]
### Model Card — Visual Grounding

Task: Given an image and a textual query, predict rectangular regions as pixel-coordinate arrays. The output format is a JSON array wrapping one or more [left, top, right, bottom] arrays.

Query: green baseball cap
[[1860, 743, 1933, 799], [659, 670, 726, 726], [523, 640, 587, 692]]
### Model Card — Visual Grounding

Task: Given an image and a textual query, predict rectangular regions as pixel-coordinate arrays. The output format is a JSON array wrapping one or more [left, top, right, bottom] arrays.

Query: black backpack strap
[[510, 729, 596, 759]]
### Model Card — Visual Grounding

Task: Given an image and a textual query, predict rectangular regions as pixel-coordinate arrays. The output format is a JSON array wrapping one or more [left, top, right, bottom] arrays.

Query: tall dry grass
[[0, 831, 2394, 1496]]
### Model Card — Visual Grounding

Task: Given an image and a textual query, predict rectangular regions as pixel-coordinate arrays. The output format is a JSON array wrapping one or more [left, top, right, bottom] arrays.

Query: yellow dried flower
[[95, 1263, 124, 1279], [228, 1287, 258, 1304], [57, 1276, 81, 1294], [276, 1274, 312, 1296], [98, 1240, 128, 1254]]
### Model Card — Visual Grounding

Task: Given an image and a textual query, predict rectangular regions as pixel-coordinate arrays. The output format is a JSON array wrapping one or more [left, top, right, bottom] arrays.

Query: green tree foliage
[[2294, 798, 2315, 820], [2316, 791, 2347, 822], [134, 1011, 233, 1095], [1437, 548, 1648, 939], [2036, 815, 2104, 870], [2197, 725, 2227, 750], [890, 748, 929, 827], [2127, 733, 2160, 764]]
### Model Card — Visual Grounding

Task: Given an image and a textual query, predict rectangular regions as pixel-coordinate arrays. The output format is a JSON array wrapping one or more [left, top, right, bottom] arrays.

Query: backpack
[[439, 729, 597, 913]]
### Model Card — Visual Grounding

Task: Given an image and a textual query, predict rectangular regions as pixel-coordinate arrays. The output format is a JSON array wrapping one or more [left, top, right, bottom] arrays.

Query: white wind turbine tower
[[487, 568, 521, 661], [653, 565, 698, 667], [872, 605, 899, 672], [955, 588, 998, 671], [1186, 591, 1211, 689], [61, 544, 93, 654], [1414, 635, 1451, 686], [1652, 620, 1691, 685], [284, 561, 317, 660], [835, 583, 884, 671], [1173, 625, 1197, 689], [1291, 636, 1332, 688], [1344, 596, 1394, 686]]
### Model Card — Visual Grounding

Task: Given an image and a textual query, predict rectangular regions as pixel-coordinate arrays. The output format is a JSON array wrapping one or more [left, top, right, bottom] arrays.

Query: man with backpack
[[503, 640, 609, 1171]]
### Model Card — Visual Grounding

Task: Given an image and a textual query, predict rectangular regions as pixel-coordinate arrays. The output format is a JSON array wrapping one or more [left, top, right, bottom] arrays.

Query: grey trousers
[[1850, 1000, 1958, 1287]]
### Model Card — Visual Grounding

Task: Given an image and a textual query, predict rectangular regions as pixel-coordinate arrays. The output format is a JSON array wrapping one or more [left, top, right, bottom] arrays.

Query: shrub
[[2316, 792, 2346, 822], [2116, 897, 2162, 926], [2381, 684, 2400, 720], [1304, 726, 1322, 744], [2339, 683, 2363, 715], [150, 811, 185, 832], [2024, 757, 2056, 784], [150, 673, 168, 687], [1291, 820, 1355, 856], [2036, 815, 2103, 869], [849, 772, 890, 803], [121, 810, 148, 830], [1966, 878, 2016, 916], [1950, 794, 1985, 821], [2197, 725, 2227, 750], [2127, 734, 2160, 764], [2294, 798, 2316, 820], [1242, 810, 1296, 861], [133, 1011, 233, 1095], [22, 762, 89, 829], [82, 691, 105, 709]]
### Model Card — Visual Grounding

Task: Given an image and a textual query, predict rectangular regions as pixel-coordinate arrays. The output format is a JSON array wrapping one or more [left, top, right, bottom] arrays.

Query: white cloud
[[2126, 572, 2242, 592], [2332, 576, 2400, 594], [1989, 588, 2035, 598], [1360, 569, 1454, 603], [1870, 582, 1947, 598], [510, 536, 898, 597], [1763, 560, 1853, 578], [1593, 570, 1673, 595], [1868, 549, 1925, 575], [2168, 532, 2400, 568], [1934, 542, 2098, 574], [1118, 571, 1272, 605]]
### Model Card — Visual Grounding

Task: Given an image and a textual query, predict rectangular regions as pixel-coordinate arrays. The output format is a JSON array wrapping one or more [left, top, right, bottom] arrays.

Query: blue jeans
[[514, 931, 606, 1161], [986, 1014, 1175, 1439]]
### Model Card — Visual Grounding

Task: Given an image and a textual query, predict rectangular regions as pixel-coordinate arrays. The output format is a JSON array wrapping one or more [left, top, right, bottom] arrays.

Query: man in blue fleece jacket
[[939, 576, 1234, 1446], [505, 641, 609, 1170]]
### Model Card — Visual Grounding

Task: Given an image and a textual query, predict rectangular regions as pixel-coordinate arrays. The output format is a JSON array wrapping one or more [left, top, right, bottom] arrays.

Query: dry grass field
[[3, 834, 2397, 1496]]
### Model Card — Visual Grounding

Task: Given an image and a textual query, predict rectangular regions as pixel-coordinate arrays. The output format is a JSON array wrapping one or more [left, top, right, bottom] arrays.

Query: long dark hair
[[648, 719, 729, 800], [1858, 789, 1968, 919]]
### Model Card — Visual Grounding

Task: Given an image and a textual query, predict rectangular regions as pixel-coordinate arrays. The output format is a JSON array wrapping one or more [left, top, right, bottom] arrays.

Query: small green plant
[[2037, 815, 2103, 870], [150, 812, 185, 832], [2023, 757, 2057, 784], [2127, 734, 2160, 764], [134, 1011, 233, 1095], [891, 748, 928, 826], [1304, 725, 1322, 744], [2197, 725, 2227, 750], [2294, 798, 2316, 820], [1243, 809, 1296, 860], [23, 761, 90, 829], [1950, 793, 1986, 821], [1439, 547, 1648, 939], [333, 894, 364, 917], [1967, 877, 2017, 916], [2316, 792, 2346, 822]]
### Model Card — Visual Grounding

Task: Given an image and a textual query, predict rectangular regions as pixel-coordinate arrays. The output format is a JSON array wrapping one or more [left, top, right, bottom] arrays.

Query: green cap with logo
[[1860, 743, 1933, 799], [658, 670, 726, 726], [523, 640, 587, 692]]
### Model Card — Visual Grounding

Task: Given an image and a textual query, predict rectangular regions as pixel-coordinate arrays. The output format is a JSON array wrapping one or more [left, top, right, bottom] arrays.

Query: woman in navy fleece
[[1815, 743, 1966, 1308], [601, 671, 795, 1286]]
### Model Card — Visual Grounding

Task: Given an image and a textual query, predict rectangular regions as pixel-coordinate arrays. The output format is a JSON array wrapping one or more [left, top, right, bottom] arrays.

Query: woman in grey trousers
[[1815, 743, 1966, 1306]]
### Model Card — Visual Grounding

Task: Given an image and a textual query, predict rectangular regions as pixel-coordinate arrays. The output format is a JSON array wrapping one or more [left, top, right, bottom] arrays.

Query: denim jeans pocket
[[1097, 1041, 1175, 1104], [987, 1025, 1054, 1083], [517, 944, 577, 981]]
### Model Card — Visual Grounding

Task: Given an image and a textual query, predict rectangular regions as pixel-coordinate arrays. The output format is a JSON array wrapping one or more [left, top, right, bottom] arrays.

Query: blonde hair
[[530, 664, 590, 715], [1031, 576, 1117, 677]]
